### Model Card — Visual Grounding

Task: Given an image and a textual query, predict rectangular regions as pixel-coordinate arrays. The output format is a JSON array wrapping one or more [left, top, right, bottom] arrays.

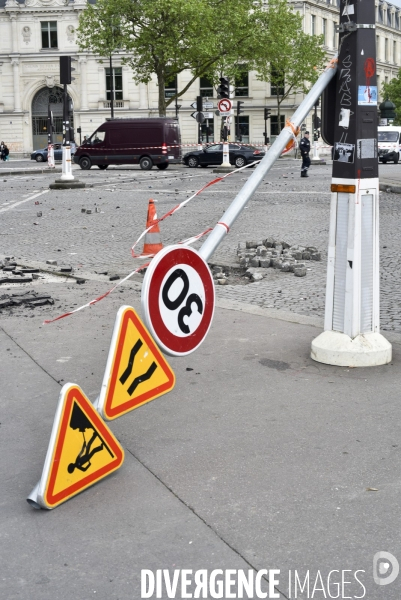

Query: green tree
[[254, 0, 326, 132], [77, 0, 271, 116], [382, 77, 401, 124]]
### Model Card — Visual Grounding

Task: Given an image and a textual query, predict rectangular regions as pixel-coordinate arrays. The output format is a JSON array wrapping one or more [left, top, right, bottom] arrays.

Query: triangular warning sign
[[96, 306, 175, 420], [29, 384, 124, 509]]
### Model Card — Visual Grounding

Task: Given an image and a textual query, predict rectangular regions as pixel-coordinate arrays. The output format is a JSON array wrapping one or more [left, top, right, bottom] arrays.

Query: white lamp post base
[[311, 330, 392, 367]]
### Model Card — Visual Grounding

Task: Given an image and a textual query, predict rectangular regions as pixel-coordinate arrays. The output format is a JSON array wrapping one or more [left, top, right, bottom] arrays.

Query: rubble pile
[[0, 257, 39, 284], [237, 238, 322, 281], [0, 290, 54, 310]]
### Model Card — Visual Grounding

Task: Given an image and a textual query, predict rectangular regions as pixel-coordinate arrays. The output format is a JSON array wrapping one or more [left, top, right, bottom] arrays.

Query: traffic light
[[60, 56, 75, 85], [217, 76, 230, 99], [313, 115, 321, 130], [196, 95, 203, 113], [264, 108, 271, 120], [237, 101, 245, 115]]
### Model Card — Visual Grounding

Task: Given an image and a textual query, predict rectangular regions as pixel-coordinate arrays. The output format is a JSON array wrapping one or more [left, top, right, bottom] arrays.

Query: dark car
[[30, 143, 76, 162], [182, 143, 265, 168]]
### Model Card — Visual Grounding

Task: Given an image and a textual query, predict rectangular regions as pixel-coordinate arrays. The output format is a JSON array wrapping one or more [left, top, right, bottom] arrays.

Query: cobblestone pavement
[[1, 159, 401, 331]]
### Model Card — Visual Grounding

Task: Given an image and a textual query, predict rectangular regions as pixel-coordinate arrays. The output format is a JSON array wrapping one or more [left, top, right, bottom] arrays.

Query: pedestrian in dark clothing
[[300, 131, 311, 177]]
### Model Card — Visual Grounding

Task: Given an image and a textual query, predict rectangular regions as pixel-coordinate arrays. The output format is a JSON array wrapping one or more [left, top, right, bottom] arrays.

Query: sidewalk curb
[[380, 181, 401, 194], [0, 167, 62, 177]]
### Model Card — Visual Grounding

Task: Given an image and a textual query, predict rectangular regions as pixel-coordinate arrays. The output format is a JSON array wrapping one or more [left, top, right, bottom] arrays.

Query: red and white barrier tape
[[130, 160, 258, 258], [44, 160, 258, 324]]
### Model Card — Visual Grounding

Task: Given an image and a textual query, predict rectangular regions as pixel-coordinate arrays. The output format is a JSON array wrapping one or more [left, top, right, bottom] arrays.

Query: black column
[[332, 0, 377, 180]]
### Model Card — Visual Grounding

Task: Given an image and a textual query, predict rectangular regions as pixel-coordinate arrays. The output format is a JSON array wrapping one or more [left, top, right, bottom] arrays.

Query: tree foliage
[[77, 0, 271, 115], [382, 77, 401, 125], [254, 0, 326, 130]]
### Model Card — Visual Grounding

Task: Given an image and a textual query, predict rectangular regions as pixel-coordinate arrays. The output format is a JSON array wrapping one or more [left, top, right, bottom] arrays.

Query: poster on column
[[333, 142, 355, 163]]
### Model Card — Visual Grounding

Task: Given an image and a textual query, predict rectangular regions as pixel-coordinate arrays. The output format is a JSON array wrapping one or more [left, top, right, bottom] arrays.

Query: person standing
[[300, 131, 311, 177]]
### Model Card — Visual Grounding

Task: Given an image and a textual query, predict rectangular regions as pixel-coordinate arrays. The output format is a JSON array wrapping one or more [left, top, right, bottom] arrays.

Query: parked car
[[30, 143, 76, 162], [182, 143, 265, 168], [73, 118, 182, 170]]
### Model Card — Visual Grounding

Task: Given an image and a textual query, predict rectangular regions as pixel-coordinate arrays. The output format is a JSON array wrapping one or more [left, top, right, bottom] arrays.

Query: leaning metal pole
[[198, 57, 338, 262]]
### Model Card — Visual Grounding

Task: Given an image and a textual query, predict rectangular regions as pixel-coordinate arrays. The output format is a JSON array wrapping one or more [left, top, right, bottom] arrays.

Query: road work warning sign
[[96, 306, 175, 420], [30, 384, 124, 509]]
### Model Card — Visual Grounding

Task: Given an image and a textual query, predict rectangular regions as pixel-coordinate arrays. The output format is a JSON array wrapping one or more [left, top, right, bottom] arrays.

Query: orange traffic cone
[[141, 199, 163, 256]]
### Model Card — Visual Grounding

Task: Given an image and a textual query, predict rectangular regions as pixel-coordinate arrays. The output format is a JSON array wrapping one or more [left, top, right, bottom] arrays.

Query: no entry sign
[[217, 98, 232, 113], [141, 245, 215, 356]]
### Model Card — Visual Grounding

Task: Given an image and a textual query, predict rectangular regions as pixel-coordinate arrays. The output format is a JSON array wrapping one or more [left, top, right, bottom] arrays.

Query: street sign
[[27, 384, 124, 510], [203, 102, 214, 109], [96, 306, 175, 420], [191, 111, 205, 123], [141, 245, 215, 356], [190, 102, 197, 109], [217, 98, 232, 113], [203, 112, 213, 119]]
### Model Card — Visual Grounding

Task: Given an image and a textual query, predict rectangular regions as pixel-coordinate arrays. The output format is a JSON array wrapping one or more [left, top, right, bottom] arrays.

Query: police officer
[[300, 131, 311, 177]]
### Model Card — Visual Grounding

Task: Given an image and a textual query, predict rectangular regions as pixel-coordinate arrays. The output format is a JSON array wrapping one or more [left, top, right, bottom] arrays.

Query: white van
[[378, 126, 401, 164]]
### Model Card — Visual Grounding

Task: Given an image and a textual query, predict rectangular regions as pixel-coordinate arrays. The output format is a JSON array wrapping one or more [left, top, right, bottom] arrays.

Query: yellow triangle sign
[[30, 384, 124, 509], [96, 306, 175, 421]]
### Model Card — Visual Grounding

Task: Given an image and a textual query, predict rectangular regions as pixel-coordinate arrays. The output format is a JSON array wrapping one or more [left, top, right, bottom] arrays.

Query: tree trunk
[[277, 95, 281, 132], [156, 66, 166, 117]]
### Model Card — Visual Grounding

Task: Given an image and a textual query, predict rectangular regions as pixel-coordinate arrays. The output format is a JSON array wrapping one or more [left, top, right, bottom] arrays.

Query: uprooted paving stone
[[237, 238, 322, 280], [0, 290, 54, 310]]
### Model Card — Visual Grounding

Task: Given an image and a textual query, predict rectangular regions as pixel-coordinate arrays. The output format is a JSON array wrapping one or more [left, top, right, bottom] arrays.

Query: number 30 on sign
[[141, 245, 215, 356]]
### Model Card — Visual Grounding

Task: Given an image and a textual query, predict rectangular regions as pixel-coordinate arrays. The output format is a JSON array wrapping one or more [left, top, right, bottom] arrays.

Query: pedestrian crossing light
[[264, 108, 271, 121], [217, 76, 230, 99], [237, 101, 245, 115]]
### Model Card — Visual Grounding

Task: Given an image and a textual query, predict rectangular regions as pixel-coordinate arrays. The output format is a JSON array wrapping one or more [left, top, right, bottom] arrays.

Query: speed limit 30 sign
[[141, 245, 215, 356]]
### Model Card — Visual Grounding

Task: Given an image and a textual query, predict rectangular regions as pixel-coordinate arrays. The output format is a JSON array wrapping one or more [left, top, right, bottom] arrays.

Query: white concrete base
[[60, 146, 74, 181], [311, 330, 392, 367]]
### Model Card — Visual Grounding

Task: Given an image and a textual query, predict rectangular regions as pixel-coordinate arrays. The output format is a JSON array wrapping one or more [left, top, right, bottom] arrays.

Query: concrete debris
[[0, 291, 54, 310], [237, 238, 323, 278], [46, 260, 57, 266], [109, 274, 120, 281]]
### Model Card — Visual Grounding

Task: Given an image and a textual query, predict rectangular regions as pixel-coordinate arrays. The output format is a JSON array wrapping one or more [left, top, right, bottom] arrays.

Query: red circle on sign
[[141, 246, 215, 356], [217, 98, 232, 112]]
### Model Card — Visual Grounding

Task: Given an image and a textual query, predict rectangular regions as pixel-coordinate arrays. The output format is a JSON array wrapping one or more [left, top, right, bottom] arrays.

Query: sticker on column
[[358, 86, 377, 106], [357, 139, 377, 159], [334, 142, 355, 163], [342, 4, 354, 15], [339, 108, 351, 129]]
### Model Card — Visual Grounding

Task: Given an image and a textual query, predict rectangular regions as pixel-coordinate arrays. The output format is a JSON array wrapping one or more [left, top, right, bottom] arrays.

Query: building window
[[385, 38, 388, 61], [388, 11, 392, 27], [41, 22, 57, 49], [201, 121, 214, 142], [200, 76, 213, 98], [271, 69, 285, 97], [396, 13, 400, 29], [322, 19, 327, 45], [105, 67, 123, 101], [377, 75, 380, 98], [333, 22, 338, 48], [165, 73, 177, 100], [394, 40, 397, 64], [270, 115, 285, 136], [311, 15, 316, 35], [235, 69, 249, 96], [378, 7, 383, 23], [376, 36, 380, 60], [234, 115, 249, 142]]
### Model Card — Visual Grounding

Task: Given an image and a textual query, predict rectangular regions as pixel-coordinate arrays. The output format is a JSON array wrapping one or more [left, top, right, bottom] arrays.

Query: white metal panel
[[360, 194, 374, 333], [332, 193, 349, 331]]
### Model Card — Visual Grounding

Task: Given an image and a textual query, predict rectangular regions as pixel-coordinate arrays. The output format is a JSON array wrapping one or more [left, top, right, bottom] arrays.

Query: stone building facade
[[0, 0, 400, 156]]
